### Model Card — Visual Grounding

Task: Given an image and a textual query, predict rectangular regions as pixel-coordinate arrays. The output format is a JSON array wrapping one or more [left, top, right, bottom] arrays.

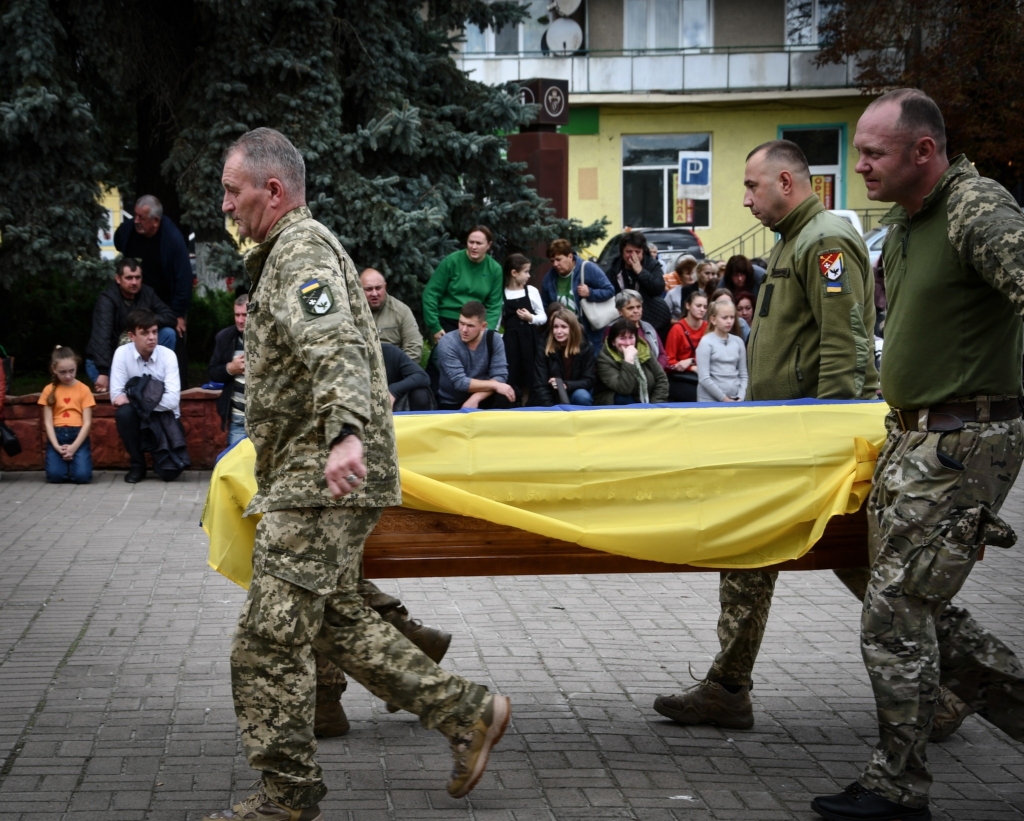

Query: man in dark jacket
[[208, 294, 249, 445], [605, 232, 671, 341], [85, 257, 178, 393]]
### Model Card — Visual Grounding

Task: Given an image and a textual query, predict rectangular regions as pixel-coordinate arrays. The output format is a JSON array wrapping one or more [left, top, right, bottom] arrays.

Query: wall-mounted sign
[[677, 151, 712, 200]]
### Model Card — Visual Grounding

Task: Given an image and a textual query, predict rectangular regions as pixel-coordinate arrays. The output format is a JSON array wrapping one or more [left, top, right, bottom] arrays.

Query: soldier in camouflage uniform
[[812, 90, 1024, 821], [655, 139, 880, 730], [204, 128, 510, 821]]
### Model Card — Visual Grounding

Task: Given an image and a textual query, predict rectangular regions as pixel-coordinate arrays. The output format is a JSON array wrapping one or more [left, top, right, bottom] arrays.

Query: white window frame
[[785, 0, 836, 47], [462, 0, 553, 55], [623, 0, 713, 52]]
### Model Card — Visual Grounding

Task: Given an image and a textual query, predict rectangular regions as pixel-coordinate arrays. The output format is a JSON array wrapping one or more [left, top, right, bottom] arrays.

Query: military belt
[[894, 397, 1023, 433]]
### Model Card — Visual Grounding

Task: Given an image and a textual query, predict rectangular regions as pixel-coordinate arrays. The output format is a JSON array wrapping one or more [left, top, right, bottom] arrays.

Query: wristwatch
[[329, 424, 359, 449]]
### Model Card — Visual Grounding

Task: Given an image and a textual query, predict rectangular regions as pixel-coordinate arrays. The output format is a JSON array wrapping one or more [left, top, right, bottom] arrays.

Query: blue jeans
[[569, 389, 594, 406], [85, 327, 178, 383], [227, 416, 247, 447], [614, 393, 637, 405], [45, 427, 92, 484]]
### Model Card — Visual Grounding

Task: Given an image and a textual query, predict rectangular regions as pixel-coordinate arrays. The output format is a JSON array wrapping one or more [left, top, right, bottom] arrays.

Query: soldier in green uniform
[[203, 128, 510, 821], [812, 90, 1024, 821], [654, 139, 880, 730]]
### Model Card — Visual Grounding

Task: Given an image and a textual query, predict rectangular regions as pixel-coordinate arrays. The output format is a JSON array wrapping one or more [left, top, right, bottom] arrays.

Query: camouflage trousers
[[231, 507, 489, 809], [857, 415, 1024, 808], [707, 567, 869, 688], [314, 579, 410, 697]]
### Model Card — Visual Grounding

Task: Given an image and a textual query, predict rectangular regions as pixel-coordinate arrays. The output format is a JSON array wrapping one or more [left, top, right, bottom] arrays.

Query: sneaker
[[313, 698, 350, 738], [202, 784, 323, 821], [811, 782, 930, 820], [653, 680, 754, 729], [930, 686, 972, 742], [386, 620, 453, 713], [447, 694, 511, 798]]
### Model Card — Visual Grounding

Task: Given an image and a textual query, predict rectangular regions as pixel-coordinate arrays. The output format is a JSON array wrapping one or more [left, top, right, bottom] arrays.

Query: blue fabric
[[45, 426, 92, 484], [158, 326, 178, 351], [85, 359, 100, 384], [570, 389, 594, 406], [614, 394, 635, 405], [228, 417, 247, 447]]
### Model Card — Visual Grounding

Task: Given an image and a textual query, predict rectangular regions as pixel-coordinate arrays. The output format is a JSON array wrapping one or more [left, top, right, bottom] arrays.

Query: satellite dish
[[546, 17, 583, 55], [554, 0, 582, 15]]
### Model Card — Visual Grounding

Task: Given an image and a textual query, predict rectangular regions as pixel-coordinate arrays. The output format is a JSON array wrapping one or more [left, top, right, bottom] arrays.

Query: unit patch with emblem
[[818, 251, 845, 294], [299, 279, 334, 316]]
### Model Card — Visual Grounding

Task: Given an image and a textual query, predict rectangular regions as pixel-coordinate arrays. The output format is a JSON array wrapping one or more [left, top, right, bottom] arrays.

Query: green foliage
[[186, 289, 236, 364], [0, 269, 105, 375], [0, 0, 110, 287]]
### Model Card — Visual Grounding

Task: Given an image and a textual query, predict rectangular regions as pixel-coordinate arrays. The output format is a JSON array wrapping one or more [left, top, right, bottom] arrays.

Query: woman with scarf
[[594, 317, 668, 405]]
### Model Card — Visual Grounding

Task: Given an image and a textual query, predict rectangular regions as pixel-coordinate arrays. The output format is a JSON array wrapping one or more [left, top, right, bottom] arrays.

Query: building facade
[[456, 0, 880, 256]]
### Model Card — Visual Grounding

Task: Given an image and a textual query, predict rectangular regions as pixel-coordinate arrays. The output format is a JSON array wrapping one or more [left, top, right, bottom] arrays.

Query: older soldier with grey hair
[[204, 128, 510, 821], [811, 89, 1024, 821]]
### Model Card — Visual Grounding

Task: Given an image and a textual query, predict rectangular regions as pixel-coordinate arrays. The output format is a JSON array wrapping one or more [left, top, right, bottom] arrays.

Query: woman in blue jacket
[[540, 238, 615, 355]]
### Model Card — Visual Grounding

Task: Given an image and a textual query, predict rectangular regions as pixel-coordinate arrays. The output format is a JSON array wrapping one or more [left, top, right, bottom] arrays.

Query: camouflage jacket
[[242, 206, 401, 514], [747, 195, 879, 401], [879, 155, 1024, 410]]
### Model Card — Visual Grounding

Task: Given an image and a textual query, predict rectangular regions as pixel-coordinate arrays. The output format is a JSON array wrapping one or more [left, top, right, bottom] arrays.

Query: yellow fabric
[[204, 402, 889, 588]]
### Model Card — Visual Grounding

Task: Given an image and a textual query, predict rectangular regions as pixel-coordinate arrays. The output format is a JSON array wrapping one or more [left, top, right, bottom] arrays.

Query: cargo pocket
[[244, 550, 340, 646], [903, 506, 1016, 601]]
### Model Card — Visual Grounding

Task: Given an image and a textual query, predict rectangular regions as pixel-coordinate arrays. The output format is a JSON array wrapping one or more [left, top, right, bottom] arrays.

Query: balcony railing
[[454, 45, 857, 95]]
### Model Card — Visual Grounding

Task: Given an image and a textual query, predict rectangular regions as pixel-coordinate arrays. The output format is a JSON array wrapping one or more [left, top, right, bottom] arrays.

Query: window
[[622, 133, 711, 229], [464, 0, 550, 54], [624, 0, 710, 51], [785, 0, 839, 46], [781, 126, 843, 209]]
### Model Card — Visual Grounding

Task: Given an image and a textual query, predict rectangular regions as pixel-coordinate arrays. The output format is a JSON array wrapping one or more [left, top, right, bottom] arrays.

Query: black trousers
[[406, 387, 434, 411], [114, 404, 183, 481]]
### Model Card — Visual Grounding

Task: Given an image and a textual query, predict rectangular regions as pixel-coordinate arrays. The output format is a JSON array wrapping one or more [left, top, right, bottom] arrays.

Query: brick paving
[[1, 470, 1022, 820]]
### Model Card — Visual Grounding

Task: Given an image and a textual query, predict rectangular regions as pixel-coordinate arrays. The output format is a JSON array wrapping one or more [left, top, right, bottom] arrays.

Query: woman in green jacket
[[594, 317, 669, 405], [422, 226, 504, 341]]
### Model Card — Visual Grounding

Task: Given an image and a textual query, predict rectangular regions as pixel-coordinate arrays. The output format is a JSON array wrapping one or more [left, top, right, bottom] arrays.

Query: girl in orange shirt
[[38, 346, 94, 484]]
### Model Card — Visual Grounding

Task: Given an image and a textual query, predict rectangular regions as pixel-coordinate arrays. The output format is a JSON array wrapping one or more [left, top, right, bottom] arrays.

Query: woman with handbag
[[540, 238, 616, 356], [664, 290, 708, 402]]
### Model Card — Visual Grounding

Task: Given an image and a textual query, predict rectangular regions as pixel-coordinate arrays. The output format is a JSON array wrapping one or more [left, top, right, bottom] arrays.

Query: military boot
[[203, 782, 322, 821], [653, 679, 754, 729], [386, 619, 453, 713], [314, 683, 349, 738], [447, 694, 512, 798], [930, 686, 973, 742]]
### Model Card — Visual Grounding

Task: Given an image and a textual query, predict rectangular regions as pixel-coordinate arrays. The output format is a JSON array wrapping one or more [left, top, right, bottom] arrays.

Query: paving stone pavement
[[1, 470, 1022, 821]]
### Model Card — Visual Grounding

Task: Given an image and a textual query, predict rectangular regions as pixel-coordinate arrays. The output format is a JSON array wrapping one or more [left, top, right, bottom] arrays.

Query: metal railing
[[454, 44, 858, 95], [704, 208, 893, 261]]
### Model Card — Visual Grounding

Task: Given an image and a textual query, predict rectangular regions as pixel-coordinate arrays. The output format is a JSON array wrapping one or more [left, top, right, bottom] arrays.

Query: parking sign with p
[[677, 151, 712, 200]]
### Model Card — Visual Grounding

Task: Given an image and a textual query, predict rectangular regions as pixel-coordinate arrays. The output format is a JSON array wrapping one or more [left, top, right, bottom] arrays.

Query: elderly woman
[[595, 317, 668, 406], [422, 226, 504, 342], [606, 289, 668, 370]]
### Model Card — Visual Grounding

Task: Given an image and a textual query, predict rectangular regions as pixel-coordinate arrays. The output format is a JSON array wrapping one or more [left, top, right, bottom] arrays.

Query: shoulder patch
[[818, 251, 845, 293], [299, 280, 335, 316]]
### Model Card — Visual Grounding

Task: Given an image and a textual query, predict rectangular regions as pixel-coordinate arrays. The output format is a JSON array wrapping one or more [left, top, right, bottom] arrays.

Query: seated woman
[[666, 260, 717, 321], [735, 291, 755, 336], [605, 289, 668, 370], [595, 317, 668, 406], [663, 290, 707, 402], [663, 254, 697, 292], [719, 254, 759, 301], [532, 309, 596, 406]]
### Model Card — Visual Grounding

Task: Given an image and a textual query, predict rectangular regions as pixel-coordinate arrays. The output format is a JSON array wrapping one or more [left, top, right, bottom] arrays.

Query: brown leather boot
[[314, 685, 350, 738], [386, 620, 453, 713], [653, 680, 754, 730]]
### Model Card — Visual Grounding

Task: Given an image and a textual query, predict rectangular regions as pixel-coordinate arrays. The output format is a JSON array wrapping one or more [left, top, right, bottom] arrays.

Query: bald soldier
[[360, 268, 423, 363], [654, 140, 880, 728], [205, 128, 509, 821], [813, 89, 1024, 821]]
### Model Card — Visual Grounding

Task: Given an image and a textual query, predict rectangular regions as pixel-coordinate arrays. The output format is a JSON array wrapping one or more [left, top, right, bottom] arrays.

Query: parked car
[[595, 228, 705, 274], [829, 209, 864, 237], [864, 226, 888, 268]]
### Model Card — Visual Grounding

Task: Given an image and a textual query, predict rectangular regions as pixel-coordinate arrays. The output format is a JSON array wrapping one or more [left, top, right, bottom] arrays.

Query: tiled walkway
[[1, 470, 1022, 820]]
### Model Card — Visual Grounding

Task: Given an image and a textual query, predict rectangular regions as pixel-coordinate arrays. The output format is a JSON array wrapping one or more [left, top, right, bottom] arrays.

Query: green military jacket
[[747, 195, 878, 401], [878, 155, 1024, 410], [243, 206, 401, 515]]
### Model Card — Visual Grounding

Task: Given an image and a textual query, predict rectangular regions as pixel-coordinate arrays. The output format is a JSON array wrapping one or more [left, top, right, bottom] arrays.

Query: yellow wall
[[568, 95, 876, 256]]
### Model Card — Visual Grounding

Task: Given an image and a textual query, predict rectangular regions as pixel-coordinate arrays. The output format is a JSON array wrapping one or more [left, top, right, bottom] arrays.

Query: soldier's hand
[[325, 437, 367, 498]]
